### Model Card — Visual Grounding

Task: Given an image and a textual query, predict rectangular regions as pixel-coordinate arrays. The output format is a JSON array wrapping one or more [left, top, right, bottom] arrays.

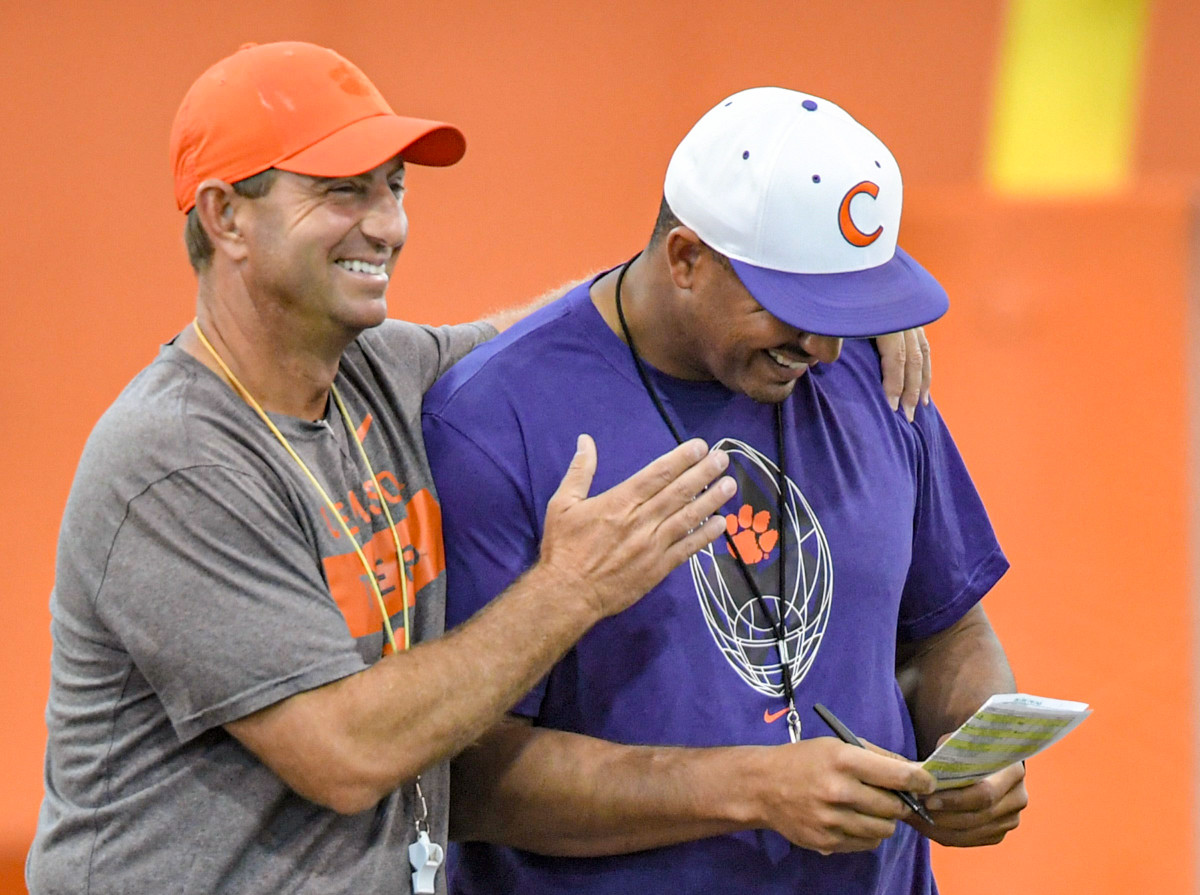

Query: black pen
[[813, 703, 936, 826]]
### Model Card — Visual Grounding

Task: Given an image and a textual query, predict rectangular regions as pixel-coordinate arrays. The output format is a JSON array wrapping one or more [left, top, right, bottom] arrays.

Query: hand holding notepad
[[921, 693, 1091, 790]]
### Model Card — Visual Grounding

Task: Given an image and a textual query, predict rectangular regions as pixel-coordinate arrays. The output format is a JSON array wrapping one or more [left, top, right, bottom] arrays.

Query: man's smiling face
[[235, 156, 408, 339], [678, 252, 843, 404]]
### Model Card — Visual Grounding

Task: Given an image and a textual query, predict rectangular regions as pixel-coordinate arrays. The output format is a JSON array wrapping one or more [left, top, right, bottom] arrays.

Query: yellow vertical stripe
[[987, 0, 1149, 195]]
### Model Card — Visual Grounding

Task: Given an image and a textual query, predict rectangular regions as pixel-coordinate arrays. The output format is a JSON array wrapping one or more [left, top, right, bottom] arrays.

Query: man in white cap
[[26, 42, 740, 895], [424, 88, 1026, 894]]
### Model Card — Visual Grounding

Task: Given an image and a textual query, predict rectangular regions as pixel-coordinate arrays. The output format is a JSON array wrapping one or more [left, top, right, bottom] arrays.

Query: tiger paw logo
[[725, 504, 779, 565], [689, 437, 833, 702]]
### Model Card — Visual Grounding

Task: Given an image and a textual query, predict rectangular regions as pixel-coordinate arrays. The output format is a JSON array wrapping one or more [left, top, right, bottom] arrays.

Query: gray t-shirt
[[28, 319, 494, 895]]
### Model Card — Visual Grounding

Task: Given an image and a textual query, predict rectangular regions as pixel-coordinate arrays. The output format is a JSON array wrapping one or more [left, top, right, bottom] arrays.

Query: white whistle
[[787, 708, 801, 744], [408, 829, 444, 894]]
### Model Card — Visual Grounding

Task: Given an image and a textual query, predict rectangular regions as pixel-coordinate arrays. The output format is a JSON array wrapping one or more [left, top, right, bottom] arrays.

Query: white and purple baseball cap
[[664, 87, 948, 337]]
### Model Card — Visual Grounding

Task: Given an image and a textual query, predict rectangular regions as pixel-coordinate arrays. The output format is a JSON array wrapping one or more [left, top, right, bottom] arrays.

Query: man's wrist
[[519, 559, 608, 628], [676, 744, 773, 832], [728, 745, 781, 830]]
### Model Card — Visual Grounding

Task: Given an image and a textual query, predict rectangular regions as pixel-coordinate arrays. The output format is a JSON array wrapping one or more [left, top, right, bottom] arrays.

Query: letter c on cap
[[838, 181, 882, 247]]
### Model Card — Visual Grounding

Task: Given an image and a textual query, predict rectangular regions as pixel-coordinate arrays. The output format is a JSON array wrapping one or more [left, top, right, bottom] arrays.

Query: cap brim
[[728, 247, 949, 337], [275, 113, 466, 177]]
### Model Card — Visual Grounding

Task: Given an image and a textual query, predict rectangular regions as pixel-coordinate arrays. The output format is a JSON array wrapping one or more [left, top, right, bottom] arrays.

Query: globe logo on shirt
[[688, 437, 833, 700]]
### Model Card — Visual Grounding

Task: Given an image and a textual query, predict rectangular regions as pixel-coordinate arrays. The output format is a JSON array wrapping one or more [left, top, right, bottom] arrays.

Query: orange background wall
[[4, 1, 1198, 892]]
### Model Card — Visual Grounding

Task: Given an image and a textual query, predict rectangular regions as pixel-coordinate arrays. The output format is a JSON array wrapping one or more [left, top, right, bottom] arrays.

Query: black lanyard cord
[[612, 257, 797, 716]]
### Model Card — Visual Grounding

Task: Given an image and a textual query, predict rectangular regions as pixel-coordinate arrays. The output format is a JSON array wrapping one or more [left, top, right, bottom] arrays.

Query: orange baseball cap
[[170, 41, 466, 212]]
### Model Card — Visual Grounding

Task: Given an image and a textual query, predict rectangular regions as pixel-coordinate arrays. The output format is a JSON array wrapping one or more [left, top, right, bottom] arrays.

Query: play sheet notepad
[[921, 693, 1091, 790]]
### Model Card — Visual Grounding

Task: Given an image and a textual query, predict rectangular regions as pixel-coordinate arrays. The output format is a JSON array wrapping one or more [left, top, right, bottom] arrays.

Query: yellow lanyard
[[191, 320, 411, 653]]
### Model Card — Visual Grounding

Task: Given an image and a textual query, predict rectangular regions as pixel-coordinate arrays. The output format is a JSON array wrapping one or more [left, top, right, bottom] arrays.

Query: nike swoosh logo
[[356, 413, 374, 442], [763, 707, 789, 724]]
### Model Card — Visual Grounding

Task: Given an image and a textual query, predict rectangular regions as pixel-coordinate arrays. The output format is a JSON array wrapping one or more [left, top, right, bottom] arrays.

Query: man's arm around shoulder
[[480, 274, 594, 333]]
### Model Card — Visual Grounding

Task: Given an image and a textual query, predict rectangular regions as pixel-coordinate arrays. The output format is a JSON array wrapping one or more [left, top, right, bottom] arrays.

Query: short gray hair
[[183, 169, 279, 272]]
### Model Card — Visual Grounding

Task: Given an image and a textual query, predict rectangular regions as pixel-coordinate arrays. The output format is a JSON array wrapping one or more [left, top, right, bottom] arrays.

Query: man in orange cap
[[27, 43, 930, 895], [26, 41, 737, 895]]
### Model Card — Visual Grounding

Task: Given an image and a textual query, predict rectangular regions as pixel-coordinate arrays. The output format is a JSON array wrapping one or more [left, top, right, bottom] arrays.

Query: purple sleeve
[[896, 403, 1009, 642], [423, 411, 550, 716]]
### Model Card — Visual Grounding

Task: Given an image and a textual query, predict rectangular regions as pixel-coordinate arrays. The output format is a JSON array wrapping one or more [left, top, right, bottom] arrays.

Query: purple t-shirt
[[423, 280, 1007, 895]]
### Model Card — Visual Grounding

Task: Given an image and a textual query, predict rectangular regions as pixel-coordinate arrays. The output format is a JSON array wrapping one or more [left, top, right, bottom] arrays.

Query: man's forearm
[[480, 274, 595, 332], [896, 604, 1015, 758], [450, 718, 766, 855], [227, 437, 733, 813], [229, 562, 603, 813], [451, 715, 938, 857], [895, 604, 1029, 847]]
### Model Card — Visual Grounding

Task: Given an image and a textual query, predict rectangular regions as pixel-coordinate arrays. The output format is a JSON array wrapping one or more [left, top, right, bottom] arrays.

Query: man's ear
[[664, 226, 704, 290], [194, 179, 249, 262]]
